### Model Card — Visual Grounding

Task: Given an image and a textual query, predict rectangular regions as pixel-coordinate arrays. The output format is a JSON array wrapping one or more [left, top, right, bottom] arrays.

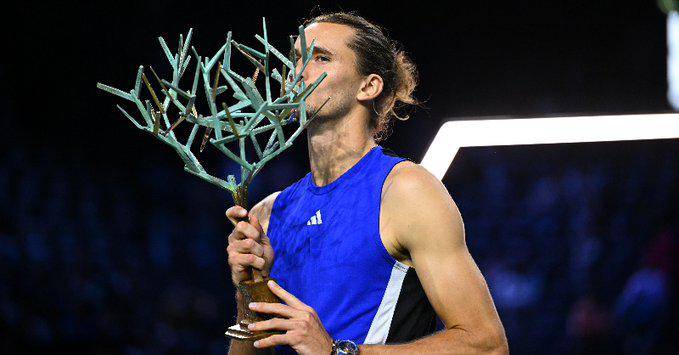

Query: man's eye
[[315, 55, 330, 62]]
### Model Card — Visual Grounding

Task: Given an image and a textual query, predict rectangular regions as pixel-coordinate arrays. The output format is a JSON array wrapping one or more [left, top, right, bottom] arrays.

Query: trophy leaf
[[97, 19, 327, 207]]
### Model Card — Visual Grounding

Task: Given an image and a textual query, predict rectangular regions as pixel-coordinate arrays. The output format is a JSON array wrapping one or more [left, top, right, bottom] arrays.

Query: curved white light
[[421, 113, 679, 180]]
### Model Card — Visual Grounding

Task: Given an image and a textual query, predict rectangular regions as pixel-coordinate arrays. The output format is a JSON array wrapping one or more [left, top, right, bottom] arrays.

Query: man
[[226, 12, 507, 354]]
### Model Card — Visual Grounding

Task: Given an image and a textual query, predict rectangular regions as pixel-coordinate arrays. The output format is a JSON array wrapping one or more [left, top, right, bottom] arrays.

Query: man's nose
[[295, 63, 306, 81], [293, 66, 311, 89]]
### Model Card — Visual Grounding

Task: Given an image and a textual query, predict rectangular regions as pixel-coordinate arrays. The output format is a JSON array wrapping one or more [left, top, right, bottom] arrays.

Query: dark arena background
[[2, 1, 678, 354]]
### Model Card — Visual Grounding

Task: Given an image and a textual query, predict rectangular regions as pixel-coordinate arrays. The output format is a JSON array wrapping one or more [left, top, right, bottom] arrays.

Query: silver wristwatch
[[332, 339, 359, 355]]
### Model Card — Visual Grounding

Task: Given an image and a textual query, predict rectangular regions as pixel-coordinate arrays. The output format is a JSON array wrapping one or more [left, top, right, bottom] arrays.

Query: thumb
[[226, 205, 248, 226]]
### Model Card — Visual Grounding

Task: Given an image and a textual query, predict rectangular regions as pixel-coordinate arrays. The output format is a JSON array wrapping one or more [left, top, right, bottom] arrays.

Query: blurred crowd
[[1, 142, 677, 354], [455, 144, 678, 354]]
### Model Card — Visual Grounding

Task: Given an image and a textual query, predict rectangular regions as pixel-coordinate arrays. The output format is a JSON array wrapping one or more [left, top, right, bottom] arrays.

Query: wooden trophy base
[[225, 276, 284, 341]]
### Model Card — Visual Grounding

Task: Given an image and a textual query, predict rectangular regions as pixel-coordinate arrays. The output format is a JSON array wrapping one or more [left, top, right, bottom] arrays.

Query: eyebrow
[[294, 45, 334, 59]]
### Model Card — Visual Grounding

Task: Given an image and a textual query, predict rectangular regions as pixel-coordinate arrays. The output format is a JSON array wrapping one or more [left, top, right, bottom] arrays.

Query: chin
[[306, 102, 328, 120]]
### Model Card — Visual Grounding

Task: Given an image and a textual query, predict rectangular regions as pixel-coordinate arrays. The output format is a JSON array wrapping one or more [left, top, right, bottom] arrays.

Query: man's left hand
[[249, 280, 334, 354]]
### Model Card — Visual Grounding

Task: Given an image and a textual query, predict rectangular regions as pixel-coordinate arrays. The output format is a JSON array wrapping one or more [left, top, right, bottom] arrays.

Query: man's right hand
[[226, 205, 275, 285]]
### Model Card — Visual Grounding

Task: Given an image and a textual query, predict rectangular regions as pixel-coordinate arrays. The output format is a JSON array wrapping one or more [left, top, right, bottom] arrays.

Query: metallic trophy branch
[[97, 18, 328, 341], [96, 18, 327, 209]]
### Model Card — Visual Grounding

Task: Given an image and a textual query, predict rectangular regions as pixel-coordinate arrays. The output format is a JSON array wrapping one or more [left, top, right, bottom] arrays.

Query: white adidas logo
[[306, 210, 323, 226]]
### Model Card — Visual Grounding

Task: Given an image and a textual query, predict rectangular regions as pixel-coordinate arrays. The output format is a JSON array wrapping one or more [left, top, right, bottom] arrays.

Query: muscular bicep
[[384, 165, 503, 334], [411, 232, 500, 332]]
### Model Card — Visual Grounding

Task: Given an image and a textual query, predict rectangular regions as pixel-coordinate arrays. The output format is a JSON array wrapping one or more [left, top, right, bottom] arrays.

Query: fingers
[[225, 205, 274, 284], [249, 213, 263, 233], [238, 221, 261, 241], [229, 238, 264, 257], [267, 280, 307, 309], [228, 220, 261, 242], [249, 301, 304, 319], [248, 317, 297, 332], [254, 334, 289, 349], [226, 205, 248, 226], [228, 253, 266, 271]]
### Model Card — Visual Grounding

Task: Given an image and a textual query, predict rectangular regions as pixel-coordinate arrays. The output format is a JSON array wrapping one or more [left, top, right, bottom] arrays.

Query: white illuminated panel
[[421, 113, 679, 180], [668, 12, 679, 109]]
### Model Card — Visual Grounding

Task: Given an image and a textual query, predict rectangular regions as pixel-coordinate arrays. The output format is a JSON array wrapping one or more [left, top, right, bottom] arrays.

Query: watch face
[[336, 340, 359, 354]]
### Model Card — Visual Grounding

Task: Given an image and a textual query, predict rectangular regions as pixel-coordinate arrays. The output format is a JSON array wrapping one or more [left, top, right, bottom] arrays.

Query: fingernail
[[253, 341, 260, 347], [267, 280, 276, 287], [247, 323, 254, 330], [249, 302, 256, 309]]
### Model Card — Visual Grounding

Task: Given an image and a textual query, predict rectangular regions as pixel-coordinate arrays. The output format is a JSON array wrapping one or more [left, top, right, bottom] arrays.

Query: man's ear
[[356, 74, 384, 102]]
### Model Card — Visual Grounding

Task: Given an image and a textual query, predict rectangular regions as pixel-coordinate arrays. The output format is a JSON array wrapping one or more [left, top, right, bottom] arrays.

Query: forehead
[[294, 22, 356, 54]]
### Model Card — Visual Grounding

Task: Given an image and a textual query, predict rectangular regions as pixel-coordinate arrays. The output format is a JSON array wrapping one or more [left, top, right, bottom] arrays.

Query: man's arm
[[361, 163, 508, 354], [228, 191, 281, 355]]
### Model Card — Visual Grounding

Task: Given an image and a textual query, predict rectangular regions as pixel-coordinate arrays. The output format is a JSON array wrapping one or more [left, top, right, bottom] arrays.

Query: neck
[[307, 109, 377, 187]]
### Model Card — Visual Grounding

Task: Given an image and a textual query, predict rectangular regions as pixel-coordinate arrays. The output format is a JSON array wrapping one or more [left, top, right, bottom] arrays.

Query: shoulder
[[383, 161, 441, 196], [383, 161, 451, 208], [250, 191, 282, 234], [382, 161, 465, 250]]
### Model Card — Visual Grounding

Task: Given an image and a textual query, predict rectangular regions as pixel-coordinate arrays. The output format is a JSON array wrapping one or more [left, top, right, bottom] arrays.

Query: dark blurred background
[[2, 0, 678, 354]]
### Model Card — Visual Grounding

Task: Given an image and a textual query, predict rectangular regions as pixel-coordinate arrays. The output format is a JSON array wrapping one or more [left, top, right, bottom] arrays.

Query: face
[[293, 22, 363, 124]]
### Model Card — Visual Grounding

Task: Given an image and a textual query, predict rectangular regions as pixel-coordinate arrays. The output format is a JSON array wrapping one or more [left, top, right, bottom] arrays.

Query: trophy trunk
[[225, 184, 284, 341], [225, 276, 284, 340]]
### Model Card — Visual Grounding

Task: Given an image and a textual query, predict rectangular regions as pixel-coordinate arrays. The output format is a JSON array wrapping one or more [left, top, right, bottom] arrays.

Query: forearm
[[228, 291, 275, 355], [359, 328, 508, 355]]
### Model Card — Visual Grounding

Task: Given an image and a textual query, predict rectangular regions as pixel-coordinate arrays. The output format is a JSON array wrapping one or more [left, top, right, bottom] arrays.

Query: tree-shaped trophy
[[96, 18, 327, 341]]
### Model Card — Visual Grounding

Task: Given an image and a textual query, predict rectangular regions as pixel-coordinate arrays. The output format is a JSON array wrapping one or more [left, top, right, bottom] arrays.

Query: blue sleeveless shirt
[[267, 146, 437, 353]]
